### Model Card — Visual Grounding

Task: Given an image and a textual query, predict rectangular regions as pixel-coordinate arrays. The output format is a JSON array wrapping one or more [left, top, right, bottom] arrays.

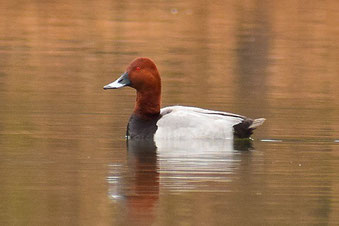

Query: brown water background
[[1, 0, 339, 225]]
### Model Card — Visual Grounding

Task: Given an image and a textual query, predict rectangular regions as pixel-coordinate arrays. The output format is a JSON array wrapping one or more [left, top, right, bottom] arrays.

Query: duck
[[104, 57, 265, 140]]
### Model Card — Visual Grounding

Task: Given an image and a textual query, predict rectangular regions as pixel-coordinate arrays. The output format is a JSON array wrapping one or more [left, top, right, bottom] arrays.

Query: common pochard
[[104, 57, 265, 140]]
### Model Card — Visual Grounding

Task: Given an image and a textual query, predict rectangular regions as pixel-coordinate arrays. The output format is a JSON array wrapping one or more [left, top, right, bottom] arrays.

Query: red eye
[[136, 66, 141, 71]]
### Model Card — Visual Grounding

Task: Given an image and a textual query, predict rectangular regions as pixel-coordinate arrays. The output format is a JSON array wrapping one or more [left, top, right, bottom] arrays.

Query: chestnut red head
[[104, 57, 162, 116], [103, 57, 161, 93]]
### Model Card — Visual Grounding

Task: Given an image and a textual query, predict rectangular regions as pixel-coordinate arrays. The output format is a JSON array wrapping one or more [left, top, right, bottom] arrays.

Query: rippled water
[[1, 0, 339, 225]]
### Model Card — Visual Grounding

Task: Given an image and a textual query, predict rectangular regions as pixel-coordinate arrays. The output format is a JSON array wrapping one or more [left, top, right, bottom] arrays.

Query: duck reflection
[[155, 139, 252, 192], [122, 139, 159, 224], [108, 138, 252, 223], [126, 139, 159, 197]]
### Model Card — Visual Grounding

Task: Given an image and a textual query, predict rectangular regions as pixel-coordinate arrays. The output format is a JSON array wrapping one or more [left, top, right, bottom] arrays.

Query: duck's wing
[[160, 106, 247, 119], [155, 106, 245, 139]]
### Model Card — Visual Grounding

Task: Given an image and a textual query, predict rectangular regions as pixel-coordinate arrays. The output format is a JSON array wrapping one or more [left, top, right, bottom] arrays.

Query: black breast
[[127, 113, 161, 139]]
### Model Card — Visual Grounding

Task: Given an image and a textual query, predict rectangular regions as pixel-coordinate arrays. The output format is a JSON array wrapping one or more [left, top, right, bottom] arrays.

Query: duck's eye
[[136, 66, 141, 71]]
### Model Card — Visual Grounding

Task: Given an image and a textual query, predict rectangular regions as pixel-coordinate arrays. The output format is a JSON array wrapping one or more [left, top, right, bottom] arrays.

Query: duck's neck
[[134, 88, 161, 118]]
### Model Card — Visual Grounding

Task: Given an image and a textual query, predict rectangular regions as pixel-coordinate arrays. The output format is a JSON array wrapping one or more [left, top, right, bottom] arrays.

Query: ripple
[[260, 138, 339, 143], [261, 139, 283, 142]]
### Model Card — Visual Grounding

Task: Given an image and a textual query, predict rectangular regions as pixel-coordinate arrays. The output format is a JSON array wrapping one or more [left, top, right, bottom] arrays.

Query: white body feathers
[[154, 106, 246, 141]]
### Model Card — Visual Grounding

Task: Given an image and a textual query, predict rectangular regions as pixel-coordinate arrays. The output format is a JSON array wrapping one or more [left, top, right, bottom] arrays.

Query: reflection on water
[[109, 139, 252, 196], [108, 139, 253, 225], [1, 0, 339, 225], [108, 140, 159, 225], [157, 139, 252, 192]]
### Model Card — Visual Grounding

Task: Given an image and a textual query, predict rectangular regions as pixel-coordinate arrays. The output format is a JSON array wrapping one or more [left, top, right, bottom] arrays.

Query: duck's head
[[104, 57, 162, 116], [103, 57, 161, 93]]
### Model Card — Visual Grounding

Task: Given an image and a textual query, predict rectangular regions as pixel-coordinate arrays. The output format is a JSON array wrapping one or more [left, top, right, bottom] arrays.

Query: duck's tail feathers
[[249, 118, 266, 129]]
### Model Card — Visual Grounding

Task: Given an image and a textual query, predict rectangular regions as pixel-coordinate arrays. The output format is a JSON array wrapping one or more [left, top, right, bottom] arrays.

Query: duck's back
[[154, 106, 261, 140]]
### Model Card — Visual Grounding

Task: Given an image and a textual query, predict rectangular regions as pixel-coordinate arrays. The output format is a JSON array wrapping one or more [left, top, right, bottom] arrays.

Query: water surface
[[1, 0, 339, 225]]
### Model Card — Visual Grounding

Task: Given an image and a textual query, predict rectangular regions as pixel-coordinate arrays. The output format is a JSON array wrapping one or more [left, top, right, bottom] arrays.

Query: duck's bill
[[103, 72, 131, 89]]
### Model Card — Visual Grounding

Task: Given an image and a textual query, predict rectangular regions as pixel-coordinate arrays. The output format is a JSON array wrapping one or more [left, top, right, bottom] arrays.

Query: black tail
[[233, 118, 265, 138]]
